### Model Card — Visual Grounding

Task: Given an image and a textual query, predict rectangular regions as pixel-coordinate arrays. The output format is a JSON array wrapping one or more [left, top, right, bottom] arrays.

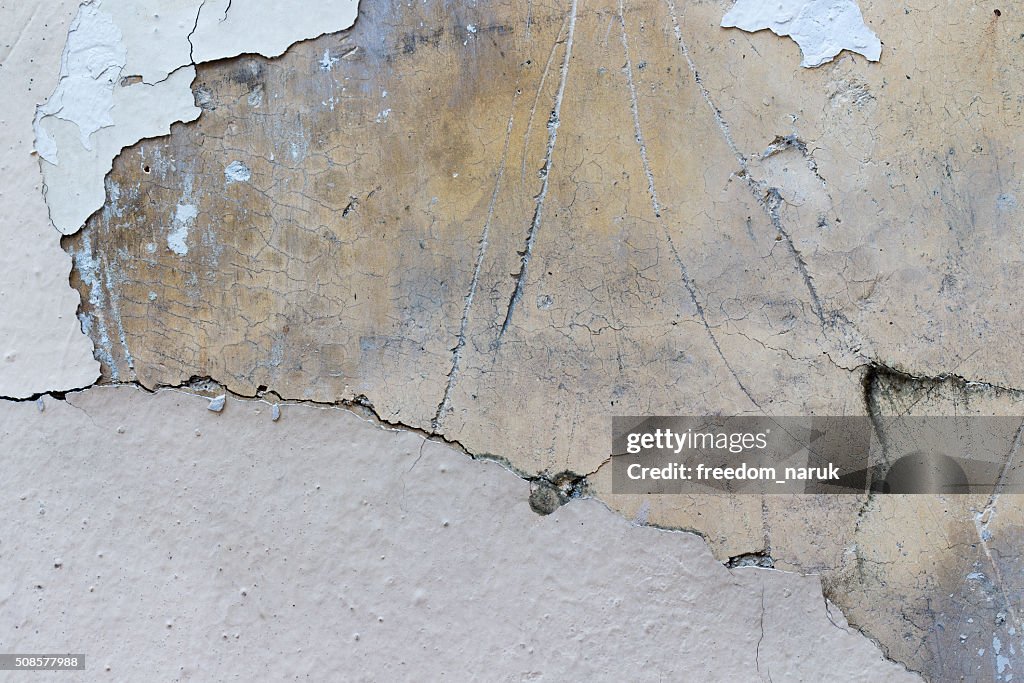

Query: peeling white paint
[[35, 0, 361, 235], [189, 0, 360, 64], [104, 2, 205, 84], [38, 64, 200, 235], [224, 160, 252, 184], [319, 48, 339, 71], [33, 123, 60, 166], [722, 0, 881, 68], [167, 203, 197, 256], [0, 0, 101, 397], [33, 4, 126, 163]]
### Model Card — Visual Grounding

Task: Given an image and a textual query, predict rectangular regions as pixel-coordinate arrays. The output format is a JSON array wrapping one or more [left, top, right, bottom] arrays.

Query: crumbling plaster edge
[[34, 0, 362, 236], [1, 379, 924, 679]]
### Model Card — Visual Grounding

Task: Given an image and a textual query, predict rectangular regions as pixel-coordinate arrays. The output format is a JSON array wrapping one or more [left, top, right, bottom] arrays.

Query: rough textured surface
[[0, 387, 918, 681], [35, 0, 360, 235], [59, 2, 1024, 677], [6, 0, 1022, 679], [69, 0, 868, 454], [0, 0, 100, 398]]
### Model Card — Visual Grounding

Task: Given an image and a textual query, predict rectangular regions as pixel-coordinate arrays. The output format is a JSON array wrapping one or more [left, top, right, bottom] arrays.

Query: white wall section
[[0, 0, 100, 398]]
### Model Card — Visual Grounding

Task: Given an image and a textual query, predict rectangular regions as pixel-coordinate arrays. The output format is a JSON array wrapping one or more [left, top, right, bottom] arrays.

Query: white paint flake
[[167, 203, 198, 256], [33, 3, 126, 163], [319, 48, 339, 71], [224, 161, 252, 184], [722, 0, 882, 68]]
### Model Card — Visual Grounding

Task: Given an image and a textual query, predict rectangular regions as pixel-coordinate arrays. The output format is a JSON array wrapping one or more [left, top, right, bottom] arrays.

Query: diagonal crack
[[497, 0, 578, 343], [664, 0, 826, 329], [433, 77, 522, 431], [618, 0, 762, 410], [760, 185, 825, 322]]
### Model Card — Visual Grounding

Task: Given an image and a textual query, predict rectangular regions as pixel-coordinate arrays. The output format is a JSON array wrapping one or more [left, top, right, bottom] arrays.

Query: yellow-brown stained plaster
[[9, 0, 1024, 679]]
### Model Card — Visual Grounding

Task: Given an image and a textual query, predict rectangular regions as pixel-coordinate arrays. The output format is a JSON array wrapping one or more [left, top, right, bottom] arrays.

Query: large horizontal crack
[[2, 375, 605, 518]]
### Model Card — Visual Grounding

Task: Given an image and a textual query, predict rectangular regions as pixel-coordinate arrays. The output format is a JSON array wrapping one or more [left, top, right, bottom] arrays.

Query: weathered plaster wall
[[0, 387, 917, 681], [722, 0, 882, 67], [3, 0, 1020, 680], [1, 0, 361, 398], [58, 4, 1024, 675], [0, 0, 99, 397], [34, 0, 360, 237]]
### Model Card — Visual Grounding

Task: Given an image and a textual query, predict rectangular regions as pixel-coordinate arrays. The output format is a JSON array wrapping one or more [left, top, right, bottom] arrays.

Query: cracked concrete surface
[[3, 0, 1022, 679]]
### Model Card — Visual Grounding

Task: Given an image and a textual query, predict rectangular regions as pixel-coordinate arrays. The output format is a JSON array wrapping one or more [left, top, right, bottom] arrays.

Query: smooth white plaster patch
[[722, 0, 882, 67], [0, 387, 925, 682]]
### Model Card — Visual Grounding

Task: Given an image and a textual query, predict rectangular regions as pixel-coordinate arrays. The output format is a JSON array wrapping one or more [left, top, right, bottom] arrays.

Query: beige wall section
[[0, 387, 917, 681], [0, 1, 100, 397]]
